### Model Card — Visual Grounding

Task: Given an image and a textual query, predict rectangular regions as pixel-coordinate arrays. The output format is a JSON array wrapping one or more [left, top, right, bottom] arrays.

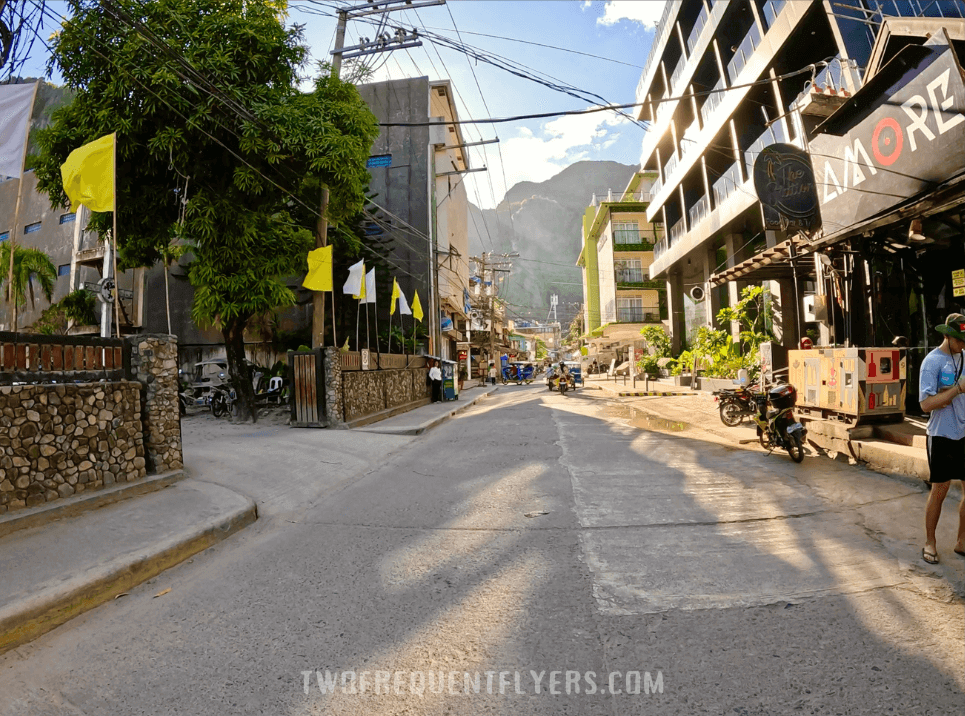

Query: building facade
[[634, 0, 964, 352], [578, 172, 665, 334]]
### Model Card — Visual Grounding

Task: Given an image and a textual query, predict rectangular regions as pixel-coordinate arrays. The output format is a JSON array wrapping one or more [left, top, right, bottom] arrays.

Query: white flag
[[397, 288, 411, 315], [342, 259, 365, 296], [362, 269, 377, 305], [0, 82, 37, 179]]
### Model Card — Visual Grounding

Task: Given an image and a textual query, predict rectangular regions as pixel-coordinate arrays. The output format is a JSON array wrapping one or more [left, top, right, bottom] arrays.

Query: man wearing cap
[[918, 313, 965, 564]]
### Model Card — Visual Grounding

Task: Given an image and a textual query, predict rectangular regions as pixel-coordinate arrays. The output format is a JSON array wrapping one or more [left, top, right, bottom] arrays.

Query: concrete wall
[[357, 77, 433, 324]]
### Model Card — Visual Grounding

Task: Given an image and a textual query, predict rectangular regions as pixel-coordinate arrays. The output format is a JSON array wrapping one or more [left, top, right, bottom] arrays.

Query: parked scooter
[[750, 383, 807, 463], [714, 384, 760, 426]]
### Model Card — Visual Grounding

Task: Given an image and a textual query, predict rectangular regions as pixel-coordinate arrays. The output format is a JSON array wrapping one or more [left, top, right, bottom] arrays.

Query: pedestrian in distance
[[428, 358, 443, 403], [488, 362, 497, 386], [918, 312, 965, 564]]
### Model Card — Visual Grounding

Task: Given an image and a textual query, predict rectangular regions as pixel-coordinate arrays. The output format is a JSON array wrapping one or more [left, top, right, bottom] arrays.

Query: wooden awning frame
[[709, 235, 815, 286]]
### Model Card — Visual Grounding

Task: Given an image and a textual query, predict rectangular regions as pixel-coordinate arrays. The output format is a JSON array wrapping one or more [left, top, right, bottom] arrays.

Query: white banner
[[0, 83, 37, 179]]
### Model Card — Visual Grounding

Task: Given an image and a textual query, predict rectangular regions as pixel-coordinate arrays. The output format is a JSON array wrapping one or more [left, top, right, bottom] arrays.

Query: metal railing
[[670, 56, 687, 95], [590, 190, 653, 208], [762, 0, 788, 30], [616, 308, 660, 323], [669, 217, 687, 246], [654, 237, 669, 261], [651, 173, 663, 198], [637, 0, 682, 106], [726, 21, 762, 84], [688, 194, 711, 230], [700, 75, 727, 128], [663, 152, 680, 186], [712, 162, 743, 208], [686, 2, 710, 56]]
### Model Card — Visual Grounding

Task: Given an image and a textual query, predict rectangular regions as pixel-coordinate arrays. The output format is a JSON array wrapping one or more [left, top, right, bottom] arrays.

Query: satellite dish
[[689, 285, 706, 302]]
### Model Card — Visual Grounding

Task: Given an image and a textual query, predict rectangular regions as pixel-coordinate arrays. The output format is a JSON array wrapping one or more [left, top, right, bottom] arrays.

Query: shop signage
[[954, 269, 965, 297], [753, 143, 820, 231], [810, 32, 965, 236]]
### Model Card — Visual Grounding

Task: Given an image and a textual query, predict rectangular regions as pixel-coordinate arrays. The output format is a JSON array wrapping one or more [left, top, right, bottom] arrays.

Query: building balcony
[[614, 230, 656, 250], [669, 216, 687, 247], [590, 190, 652, 208], [742, 122, 787, 181], [712, 162, 743, 209], [699, 75, 727, 129], [726, 21, 762, 85], [669, 57, 688, 96], [616, 308, 661, 324], [635, 0, 683, 110], [762, 0, 788, 30], [654, 237, 668, 262], [688, 195, 710, 230], [616, 268, 647, 284], [686, 2, 710, 57]]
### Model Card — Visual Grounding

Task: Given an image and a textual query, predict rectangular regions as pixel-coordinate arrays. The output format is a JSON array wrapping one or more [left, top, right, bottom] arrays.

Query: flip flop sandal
[[922, 548, 940, 564], [954, 549, 965, 558]]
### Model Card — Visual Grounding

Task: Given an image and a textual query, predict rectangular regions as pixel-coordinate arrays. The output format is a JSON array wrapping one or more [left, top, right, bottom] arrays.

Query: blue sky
[[32, 0, 667, 208]]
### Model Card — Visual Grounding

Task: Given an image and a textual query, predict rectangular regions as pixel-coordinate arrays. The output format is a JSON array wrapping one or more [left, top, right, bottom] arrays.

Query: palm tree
[[0, 242, 57, 329]]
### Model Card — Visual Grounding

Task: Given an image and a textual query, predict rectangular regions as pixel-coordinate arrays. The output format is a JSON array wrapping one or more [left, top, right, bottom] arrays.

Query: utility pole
[[471, 251, 516, 366], [313, 0, 444, 348]]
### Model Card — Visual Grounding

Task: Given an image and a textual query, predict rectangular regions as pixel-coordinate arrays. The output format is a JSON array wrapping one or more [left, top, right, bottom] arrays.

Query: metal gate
[[288, 349, 326, 427]]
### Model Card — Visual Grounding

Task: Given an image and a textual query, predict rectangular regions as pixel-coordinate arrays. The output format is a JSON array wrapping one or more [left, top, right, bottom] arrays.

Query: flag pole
[[355, 298, 361, 351], [387, 309, 393, 355], [6, 81, 40, 333], [330, 290, 337, 349], [111, 133, 121, 339], [365, 301, 370, 352]]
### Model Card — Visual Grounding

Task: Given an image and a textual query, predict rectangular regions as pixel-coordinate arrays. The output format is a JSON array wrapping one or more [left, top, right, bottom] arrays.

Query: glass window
[[0, 231, 8, 242], [58, 264, 70, 277], [59, 213, 76, 224], [613, 221, 640, 244], [24, 222, 42, 234]]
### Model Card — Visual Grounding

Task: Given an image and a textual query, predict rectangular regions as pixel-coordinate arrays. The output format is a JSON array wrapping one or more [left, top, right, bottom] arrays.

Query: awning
[[710, 236, 814, 286]]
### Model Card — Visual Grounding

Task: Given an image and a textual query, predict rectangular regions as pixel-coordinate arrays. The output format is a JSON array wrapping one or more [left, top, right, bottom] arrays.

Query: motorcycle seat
[[767, 409, 780, 419]]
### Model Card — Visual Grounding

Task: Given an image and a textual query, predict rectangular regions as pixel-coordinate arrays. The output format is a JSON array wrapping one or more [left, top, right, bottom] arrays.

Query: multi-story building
[[577, 172, 665, 357], [357, 76, 471, 361], [633, 0, 964, 351]]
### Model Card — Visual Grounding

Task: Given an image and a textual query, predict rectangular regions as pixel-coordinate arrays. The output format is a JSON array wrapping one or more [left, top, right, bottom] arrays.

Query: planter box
[[698, 377, 744, 392], [671, 375, 692, 387]]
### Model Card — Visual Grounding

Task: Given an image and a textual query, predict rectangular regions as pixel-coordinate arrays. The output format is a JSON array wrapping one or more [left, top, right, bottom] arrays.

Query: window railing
[[712, 162, 743, 208], [762, 0, 787, 30], [726, 22, 762, 84], [656, 95, 673, 123], [688, 194, 710, 230], [681, 118, 701, 160], [654, 237, 669, 261], [617, 268, 647, 283], [699, 75, 727, 128], [670, 56, 687, 94], [686, 3, 710, 56], [651, 173, 663, 198], [614, 230, 655, 248], [590, 190, 653, 208], [616, 308, 660, 323], [663, 152, 679, 185], [669, 217, 686, 246], [637, 0, 682, 108]]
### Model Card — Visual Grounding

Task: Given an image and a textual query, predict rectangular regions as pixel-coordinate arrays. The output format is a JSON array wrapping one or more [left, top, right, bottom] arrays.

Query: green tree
[[0, 243, 56, 328], [34, 0, 378, 421]]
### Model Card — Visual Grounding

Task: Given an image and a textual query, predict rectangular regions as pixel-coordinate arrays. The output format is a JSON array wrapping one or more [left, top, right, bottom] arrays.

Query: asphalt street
[[0, 385, 962, 715]]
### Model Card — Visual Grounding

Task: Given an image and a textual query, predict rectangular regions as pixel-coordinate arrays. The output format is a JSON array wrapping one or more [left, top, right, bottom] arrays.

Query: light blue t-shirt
[[919, 346, 965, 439]]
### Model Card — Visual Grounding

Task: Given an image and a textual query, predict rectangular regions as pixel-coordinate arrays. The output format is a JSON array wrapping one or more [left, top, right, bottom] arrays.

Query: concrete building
[[357, 76, 471, 361], [633, 0, 964, 352], [577, 172, 665, 360]]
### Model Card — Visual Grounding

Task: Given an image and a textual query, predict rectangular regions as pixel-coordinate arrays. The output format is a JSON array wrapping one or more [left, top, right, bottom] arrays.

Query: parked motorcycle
[[714, 384, 760, 426], [751, 383, 806, 463], [210, 384, 236, 418]]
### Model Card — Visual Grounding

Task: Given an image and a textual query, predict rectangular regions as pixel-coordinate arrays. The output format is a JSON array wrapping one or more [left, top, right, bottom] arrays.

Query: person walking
[[918, 313, 965, 564], [488, 362, 497, 386], [428, 358, 443, 403]]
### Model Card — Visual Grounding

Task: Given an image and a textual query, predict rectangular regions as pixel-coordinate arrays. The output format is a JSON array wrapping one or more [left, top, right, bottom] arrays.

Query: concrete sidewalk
[[353, 383, 499, 435], [0, 479, 256, 655]]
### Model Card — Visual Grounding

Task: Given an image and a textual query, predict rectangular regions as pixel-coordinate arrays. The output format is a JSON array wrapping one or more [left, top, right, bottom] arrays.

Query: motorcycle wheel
[[787, 431, 805, 463], [719, 401, 742, 427], [559, 381, 566, 395], [179, 396, 187, 417], [211, 393, 228, 418], [757, 426, 773, 450]]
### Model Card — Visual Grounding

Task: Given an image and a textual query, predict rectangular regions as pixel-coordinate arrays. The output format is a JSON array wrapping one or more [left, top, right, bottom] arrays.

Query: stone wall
[[128, 335, 183, 473], [0, 382, 145, 513], [341, 367, 430, 423], [323, 347, 343, 428]]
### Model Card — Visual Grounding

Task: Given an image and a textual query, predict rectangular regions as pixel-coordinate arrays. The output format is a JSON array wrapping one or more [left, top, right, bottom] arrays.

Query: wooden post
[[112, 133, 121, 339]]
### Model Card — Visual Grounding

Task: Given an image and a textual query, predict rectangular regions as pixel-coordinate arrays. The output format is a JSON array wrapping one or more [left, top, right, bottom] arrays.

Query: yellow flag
[[390, 278, 401, 315], [411, 290, 424, 322], [61, 133, 115, 212], [302, 246, 333, 291]]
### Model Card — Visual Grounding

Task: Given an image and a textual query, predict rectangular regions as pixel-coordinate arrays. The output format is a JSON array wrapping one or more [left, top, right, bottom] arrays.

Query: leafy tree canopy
[[33, 0, 379, 420]]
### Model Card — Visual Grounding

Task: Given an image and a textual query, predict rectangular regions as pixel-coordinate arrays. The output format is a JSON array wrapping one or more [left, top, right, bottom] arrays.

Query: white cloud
[[597, 0, 667, 27], [472, 108, 629, 207]]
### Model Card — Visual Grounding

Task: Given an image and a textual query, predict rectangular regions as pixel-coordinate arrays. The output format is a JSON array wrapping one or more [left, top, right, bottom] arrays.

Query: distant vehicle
[[502, 362, 536, 385], [547, 361, 582, 391]]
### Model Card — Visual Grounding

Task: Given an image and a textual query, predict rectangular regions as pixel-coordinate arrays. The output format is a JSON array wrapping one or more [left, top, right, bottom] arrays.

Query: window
[[366, 154, 392, 168], [59, 213, 76, 224], [58, 264, 70, 277], [616, 259, 645, 283], [613, 221, 640, 244], [0, 231, 8, 242], [24, 222, 41, 234]]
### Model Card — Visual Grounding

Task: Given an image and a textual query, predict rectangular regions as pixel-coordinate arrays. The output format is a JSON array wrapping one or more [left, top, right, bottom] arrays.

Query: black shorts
[[926, 435, 964, 484]]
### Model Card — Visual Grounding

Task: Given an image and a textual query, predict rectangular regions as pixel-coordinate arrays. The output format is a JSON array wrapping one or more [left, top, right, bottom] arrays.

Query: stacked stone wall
[[129, 335, 183, 473], [341, 367, 430, 423], [0, 382, 145, 513]]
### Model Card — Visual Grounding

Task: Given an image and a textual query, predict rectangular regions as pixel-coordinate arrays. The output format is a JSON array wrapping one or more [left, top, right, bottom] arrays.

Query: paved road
[[1, 386, 962, 714]]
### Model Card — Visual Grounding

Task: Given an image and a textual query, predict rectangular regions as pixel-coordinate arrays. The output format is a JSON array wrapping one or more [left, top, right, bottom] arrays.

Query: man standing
[[428, 358, 443, 403], [918, 313, 965, 564]]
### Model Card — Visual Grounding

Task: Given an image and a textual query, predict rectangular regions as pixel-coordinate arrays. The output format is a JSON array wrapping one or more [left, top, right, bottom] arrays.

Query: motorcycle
[[210, 384, 236, 418], [751, 383, 807, 463], [714, 384, 760, 427]]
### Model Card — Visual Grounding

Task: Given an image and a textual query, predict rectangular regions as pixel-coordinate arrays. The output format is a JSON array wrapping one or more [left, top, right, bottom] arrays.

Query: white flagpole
[[111, 133, 121, 339], [387, 309, 393, 355], [6, 81, 39, 332], [355, 298, 361, 351]]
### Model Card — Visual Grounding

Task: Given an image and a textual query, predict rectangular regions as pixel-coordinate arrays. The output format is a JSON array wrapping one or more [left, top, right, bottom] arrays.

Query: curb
[[0, 483, 257, 656], [0, 469, 187, 540], [356, 387, 499, 436], [618, 391, 699, 397]]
